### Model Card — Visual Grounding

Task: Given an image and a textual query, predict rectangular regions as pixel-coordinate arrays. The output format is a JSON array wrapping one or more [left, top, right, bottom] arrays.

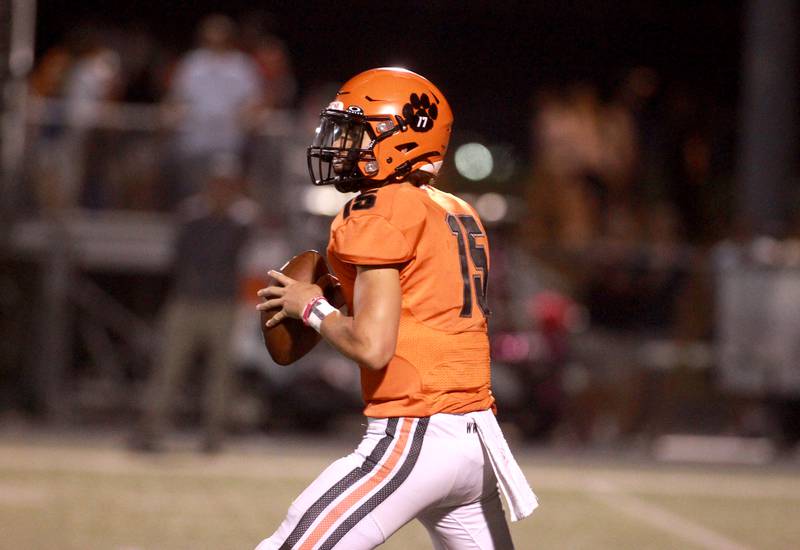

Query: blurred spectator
[[525, 71, 650, 249], [527, 84, 604, 251], [65, 27, 122, 209], [249, 37, 296, 109], [613, 67, 662, 186], [29, 23, 122, 210], [651, 81, 736, 244], [239, 12, 297, 109], [165, 14, 263, 201], [115, 25, 166, 103], [133, 154, 259, 453], [28, 39, 73, 211], [523, 83, 641, 299], [585, 202, 687, 331], [29, 45, 72, 99], [598, 82, 639, 194], [62, 26, 121, 124]]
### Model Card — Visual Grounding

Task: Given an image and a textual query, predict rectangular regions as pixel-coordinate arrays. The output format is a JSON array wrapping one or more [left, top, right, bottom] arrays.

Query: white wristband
[[302, 296, 337, 333]]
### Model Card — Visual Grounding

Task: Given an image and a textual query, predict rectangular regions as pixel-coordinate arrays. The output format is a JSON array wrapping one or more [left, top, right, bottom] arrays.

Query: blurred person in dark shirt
[[133, 154, 259, 453], [585, 202, 686, 331]]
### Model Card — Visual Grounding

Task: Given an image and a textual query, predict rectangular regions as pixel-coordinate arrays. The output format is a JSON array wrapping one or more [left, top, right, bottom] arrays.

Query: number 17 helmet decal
[[308, 67, 454, 193]]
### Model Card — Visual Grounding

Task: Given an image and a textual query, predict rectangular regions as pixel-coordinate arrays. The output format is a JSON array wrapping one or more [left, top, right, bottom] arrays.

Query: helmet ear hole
[[395, 142, 418, 153]]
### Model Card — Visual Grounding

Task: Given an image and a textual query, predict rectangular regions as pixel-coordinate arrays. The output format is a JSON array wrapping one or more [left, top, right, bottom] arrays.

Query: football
[[260, 250, 343, 365]]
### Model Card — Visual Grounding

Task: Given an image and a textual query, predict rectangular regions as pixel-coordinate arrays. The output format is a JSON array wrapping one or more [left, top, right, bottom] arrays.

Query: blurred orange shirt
[[327, 182, 495, 418]]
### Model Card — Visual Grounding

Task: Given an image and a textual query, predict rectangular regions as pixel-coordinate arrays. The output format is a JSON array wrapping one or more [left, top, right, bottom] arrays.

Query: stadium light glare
[[454, 142, 493, 181], [476, 192, 508, 223]]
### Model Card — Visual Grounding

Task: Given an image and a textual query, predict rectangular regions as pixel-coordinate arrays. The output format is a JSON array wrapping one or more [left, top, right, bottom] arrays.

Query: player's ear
[[406, 170, 434, 187]]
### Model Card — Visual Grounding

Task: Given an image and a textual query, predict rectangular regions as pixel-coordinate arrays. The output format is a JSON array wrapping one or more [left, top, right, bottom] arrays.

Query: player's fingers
[[268, 270, 295, 286], [256, 298, 283, 311], [265, 309, 286, 328], [257, 286, 286, 298]]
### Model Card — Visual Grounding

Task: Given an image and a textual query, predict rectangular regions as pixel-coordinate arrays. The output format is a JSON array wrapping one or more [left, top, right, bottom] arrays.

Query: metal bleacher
[[1, 95, 316, 421]]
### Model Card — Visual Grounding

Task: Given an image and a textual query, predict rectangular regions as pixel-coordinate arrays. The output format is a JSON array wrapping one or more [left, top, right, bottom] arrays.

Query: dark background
[[35, 0, 744, 154]]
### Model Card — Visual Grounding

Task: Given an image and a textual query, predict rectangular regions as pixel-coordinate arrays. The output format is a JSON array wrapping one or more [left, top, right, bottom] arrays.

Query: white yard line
[[586, 478, 753, 550], [524, 465, 800, 500]]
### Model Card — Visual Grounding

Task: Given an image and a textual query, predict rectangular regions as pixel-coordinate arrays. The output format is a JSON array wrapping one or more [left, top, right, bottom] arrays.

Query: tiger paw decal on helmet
[[403, 93, 438, 133]]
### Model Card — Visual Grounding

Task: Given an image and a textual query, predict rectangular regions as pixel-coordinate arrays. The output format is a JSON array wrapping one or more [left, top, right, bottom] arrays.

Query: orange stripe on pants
[[298, 418, 414, 550]]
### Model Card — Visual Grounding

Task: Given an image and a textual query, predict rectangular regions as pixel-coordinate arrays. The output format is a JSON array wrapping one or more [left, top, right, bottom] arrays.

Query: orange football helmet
[[307, 67, 453, 193]]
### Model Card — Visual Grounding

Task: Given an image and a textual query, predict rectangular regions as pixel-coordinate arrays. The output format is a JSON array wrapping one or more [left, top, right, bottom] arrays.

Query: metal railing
[[11, 97, 301, 215]]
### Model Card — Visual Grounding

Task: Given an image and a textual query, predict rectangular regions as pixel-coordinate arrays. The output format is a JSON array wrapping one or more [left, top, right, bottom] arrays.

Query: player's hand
[[256, 270, 324, 327]]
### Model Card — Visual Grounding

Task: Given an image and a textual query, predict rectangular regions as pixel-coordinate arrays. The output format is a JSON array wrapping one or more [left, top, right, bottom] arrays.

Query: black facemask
[[307, 109, 406, 193], [307, 110, 373, 193]]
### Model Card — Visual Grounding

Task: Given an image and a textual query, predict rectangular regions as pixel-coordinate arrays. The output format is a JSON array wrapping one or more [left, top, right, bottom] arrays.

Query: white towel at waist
[[467, 409, 539, 521]]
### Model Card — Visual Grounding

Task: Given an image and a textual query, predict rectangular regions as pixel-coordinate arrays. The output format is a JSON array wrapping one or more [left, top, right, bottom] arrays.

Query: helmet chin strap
[[340, 153, 438, 193]]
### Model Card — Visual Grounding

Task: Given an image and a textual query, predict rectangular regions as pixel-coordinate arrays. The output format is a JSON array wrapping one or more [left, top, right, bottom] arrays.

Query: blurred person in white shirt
[[166, 14, 263, 200]]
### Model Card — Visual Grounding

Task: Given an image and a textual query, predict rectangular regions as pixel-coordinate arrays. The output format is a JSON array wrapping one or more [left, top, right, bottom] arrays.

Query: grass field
[[1, 430, 798, 550]]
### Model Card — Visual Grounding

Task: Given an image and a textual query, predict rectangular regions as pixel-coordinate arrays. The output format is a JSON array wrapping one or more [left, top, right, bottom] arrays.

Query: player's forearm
[[319, 312, 394, 370]]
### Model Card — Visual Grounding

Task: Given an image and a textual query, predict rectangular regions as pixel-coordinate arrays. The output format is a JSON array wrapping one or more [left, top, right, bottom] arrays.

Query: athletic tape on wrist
[[302, 296, 337, 333]]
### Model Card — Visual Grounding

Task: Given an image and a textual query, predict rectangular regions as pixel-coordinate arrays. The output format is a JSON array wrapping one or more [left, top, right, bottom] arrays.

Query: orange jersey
[[327, 182, 495, 417]]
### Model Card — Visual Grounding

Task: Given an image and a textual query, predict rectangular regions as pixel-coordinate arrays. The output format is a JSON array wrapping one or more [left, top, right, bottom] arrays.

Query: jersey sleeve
[[330, 186, 426, 265]]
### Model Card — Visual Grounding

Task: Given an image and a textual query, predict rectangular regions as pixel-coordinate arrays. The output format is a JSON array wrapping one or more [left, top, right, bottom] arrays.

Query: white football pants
[[255, 413, 515, 550]]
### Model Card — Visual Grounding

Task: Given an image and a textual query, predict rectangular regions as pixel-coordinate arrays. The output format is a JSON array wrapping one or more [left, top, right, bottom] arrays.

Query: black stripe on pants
[[279, 418, 400, 550], [318, 417, 429, 550]]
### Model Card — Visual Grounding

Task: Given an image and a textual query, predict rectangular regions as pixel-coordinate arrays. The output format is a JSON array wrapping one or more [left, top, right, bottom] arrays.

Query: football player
[[255, 67, 537, 550]]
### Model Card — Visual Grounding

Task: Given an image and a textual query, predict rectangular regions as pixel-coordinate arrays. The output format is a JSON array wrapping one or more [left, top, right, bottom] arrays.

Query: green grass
[[0, 435, 798, 549]]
